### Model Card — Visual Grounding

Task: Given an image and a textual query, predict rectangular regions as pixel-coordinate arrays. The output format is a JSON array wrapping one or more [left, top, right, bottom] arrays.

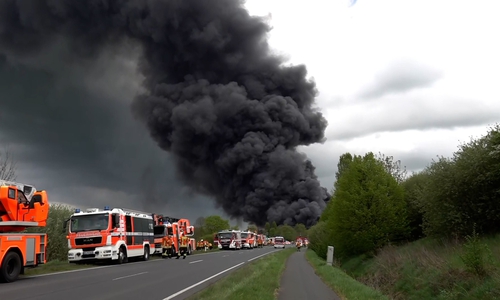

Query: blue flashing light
[[104, 206, 110, 211], [75, 208, 81, 213]]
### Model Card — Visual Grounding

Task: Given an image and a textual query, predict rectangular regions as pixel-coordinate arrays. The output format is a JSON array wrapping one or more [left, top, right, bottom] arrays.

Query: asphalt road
[[1, 247, 280, 300], [278, 251, 341, 300]]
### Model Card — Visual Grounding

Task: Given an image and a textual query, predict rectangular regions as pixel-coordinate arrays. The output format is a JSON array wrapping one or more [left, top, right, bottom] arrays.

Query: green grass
[[338, 234, 500, 299], [305, 249, 388, 300], [186, 248, 295, 300]]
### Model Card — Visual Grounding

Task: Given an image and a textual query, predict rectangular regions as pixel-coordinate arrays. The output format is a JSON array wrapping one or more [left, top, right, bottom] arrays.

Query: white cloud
[[245, 0, 500, 188]]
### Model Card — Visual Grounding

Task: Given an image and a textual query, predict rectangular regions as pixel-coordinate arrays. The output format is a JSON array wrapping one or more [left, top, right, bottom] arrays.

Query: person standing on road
[[296, 239, 302, 252], [162, 235, 174, 259], [177, 235, 189, 259]]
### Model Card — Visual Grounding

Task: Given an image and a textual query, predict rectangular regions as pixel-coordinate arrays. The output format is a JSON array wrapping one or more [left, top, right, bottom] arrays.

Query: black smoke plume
[[0, 0, 329, 226]]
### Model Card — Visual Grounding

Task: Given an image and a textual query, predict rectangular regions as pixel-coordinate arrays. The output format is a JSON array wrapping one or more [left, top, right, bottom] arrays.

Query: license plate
[[83, 251, 94, 255]]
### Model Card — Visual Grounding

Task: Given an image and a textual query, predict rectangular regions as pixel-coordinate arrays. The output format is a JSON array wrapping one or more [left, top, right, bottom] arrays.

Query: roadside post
[[327, 246, 334, 266]]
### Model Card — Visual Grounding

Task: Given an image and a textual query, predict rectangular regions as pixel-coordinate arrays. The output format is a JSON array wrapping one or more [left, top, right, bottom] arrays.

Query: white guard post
[[327, 246, 334, 266]]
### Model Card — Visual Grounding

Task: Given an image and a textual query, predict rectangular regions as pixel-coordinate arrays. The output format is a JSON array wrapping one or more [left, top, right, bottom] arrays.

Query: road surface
[[278, 251, 341, 300], [1, 247, 279, 300]]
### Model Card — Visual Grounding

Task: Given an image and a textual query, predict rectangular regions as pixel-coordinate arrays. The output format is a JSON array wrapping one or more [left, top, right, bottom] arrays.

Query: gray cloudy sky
[[1, 0, 499, 226]]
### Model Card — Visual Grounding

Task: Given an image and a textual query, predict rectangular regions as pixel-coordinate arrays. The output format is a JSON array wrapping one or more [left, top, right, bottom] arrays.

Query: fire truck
[[217, 229, 242, 250], [0, 180, 48, 283], [213, 233, 219, 247], [152, 215, 196, 256], [66, 207, 154, 264], [256, 234, 266, 248], [241, 231, 257, 249]]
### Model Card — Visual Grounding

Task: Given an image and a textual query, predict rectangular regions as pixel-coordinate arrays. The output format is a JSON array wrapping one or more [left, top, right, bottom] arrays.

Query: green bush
[[327, 152, 409, 259], [26, 204, 73, 261], [307, 221, 330, 259], [460, 228, 493, 276], [420, 124, 500, 238]]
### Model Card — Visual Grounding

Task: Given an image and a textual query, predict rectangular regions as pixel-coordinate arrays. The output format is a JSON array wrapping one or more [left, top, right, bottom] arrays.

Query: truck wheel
[[0, 251, 22, 283], [118, 247, 127, 264], [143, 246, 150, 261]]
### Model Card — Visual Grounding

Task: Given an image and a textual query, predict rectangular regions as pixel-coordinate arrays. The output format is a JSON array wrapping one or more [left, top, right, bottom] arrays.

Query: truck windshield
[[275, 237, 284, 243], [70, 213, 109, 232], [241, 233, 248, 238], [218, 233, 232, 239]]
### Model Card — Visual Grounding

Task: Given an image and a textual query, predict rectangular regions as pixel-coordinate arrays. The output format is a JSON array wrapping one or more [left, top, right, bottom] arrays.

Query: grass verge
[[305, 249, 388, 300], [186, 248, 294, 300], [340, 234, 500, 299]]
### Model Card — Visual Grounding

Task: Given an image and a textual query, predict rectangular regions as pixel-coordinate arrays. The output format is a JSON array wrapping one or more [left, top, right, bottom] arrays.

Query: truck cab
[[0, 180, 48, 283]]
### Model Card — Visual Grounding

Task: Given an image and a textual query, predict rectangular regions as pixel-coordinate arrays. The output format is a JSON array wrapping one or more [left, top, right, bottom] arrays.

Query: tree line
[[308, 124, 500, 260]]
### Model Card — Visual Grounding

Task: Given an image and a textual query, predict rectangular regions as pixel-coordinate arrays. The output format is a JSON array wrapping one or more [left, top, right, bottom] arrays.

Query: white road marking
[[112, 271, 148, 281], [247, 249, 280, 262], [163, 262, 245, 300], [189, 260, 203, 264]]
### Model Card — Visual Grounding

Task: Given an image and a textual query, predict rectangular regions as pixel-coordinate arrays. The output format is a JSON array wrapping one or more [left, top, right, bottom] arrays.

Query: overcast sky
[[0, 0, 498, 226], [246, 0, 500, 188]]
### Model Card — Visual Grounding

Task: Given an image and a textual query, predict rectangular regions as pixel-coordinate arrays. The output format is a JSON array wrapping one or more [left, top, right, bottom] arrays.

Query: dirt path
[[278, 249, 341, 300]]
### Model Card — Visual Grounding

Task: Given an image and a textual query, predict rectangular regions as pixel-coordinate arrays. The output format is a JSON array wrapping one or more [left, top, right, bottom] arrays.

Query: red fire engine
[[153, 215, 196, 256]]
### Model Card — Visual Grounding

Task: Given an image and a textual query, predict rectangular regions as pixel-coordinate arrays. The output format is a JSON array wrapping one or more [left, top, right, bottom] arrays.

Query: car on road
[[274, 236, 286, 249]]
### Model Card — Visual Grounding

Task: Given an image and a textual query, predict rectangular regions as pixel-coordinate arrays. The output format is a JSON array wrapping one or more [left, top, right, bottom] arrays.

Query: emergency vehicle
[[241, 231, 257, 249], [213, 233, 219, 247], [66, 207, 154, 264], [0, 180, 48, 283], [256, 234, 266, 248], [273, 236, 286, 249], [217, 229, 242, 250], [152, 215, 196, 256]]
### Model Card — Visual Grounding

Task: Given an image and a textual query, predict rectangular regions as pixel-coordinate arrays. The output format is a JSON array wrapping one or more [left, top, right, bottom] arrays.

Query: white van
[[274, 236, 285, 249]]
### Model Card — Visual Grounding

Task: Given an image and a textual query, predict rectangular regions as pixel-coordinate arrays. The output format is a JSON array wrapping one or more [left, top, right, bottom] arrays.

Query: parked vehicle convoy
[[217, 229, 242, 250], [66, 207, 155, 264], [0, 180, 48, 283], [153, 215, 196, 256]]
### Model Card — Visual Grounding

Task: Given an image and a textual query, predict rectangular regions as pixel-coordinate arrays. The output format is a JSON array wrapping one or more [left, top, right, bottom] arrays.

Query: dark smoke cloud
[[0, 0, 329, 226]]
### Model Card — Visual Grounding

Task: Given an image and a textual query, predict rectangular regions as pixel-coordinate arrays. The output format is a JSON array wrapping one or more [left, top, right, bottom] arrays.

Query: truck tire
[[0, 251, 22, 283], [118, 247, 127, 264], [143, 246, 150, 261]]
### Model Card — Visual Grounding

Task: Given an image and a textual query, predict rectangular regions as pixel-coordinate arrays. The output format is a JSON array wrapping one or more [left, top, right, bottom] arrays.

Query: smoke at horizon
[[0, 0, 329, 226]]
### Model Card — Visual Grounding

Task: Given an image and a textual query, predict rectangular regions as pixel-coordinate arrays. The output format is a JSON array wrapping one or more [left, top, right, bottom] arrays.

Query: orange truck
[[241, 231, 257, 249], [256, 234, 266, 248], [152, 215, 196, 256], [0, 180, 49, 283]]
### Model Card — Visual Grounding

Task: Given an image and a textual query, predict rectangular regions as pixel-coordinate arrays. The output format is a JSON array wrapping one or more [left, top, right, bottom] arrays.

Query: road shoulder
[[278, 248, 341, 300]]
